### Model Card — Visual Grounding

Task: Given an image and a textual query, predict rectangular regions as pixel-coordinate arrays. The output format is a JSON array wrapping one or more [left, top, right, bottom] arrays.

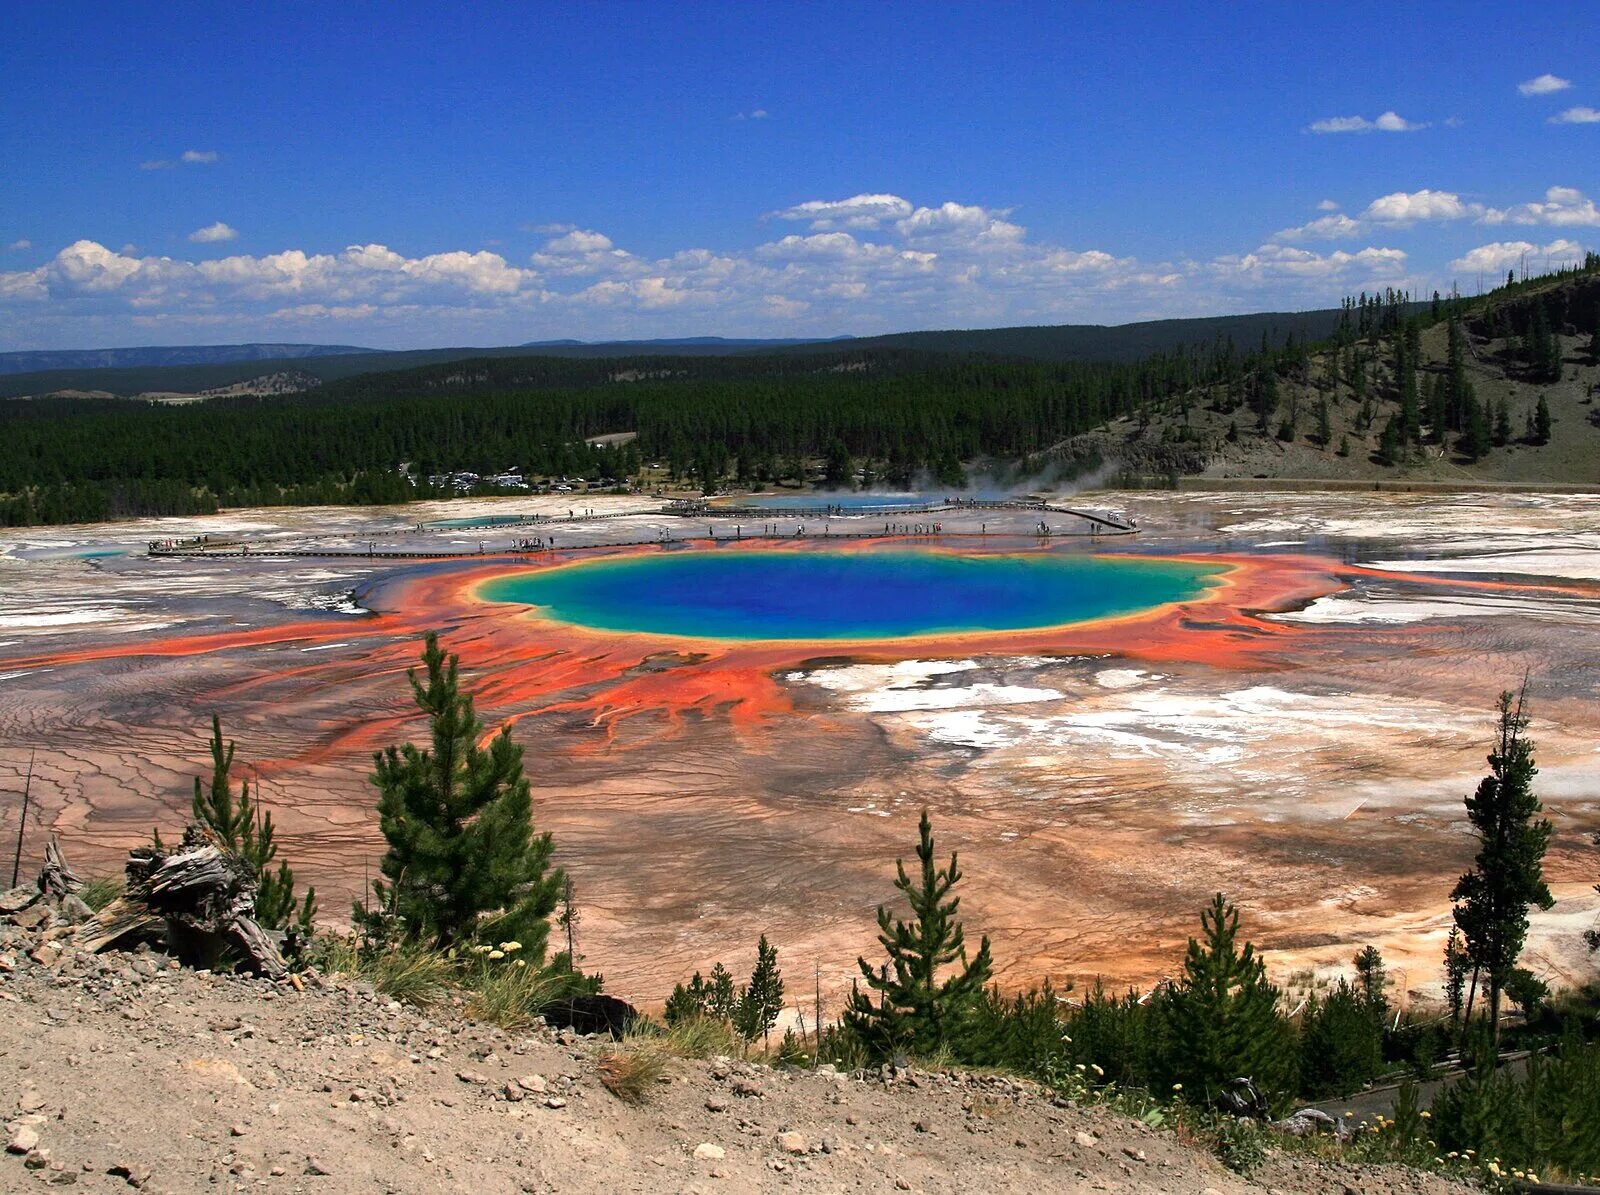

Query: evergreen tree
[[1457, 387, 1492, 461], [191, 714, 316, 933], [1253, 369, 1279, 435], [844, 810, 993, 1059], [1314, 397, 1331, 446], [1353, 945, 1387, 1016], [707, 962, 738, 1021], [1155, 894, 1296, 1103], [733, 935, 784, 1047], [1532, 395, 1552, 445], [1300, 980, 1383, 1097], [1449, 688, 1554, 1051], [1444, 926, 1469, 1029], [665, 972, 711, 1025], [1492, 399, 1511, 448], [366, 633, 562, 951], [1375, 415, 1403, 466], [1587, 326, 1600, 365]]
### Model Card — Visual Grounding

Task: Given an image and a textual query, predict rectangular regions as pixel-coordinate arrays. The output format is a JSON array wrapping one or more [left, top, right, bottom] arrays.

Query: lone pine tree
[[191, 714, 315, 933], [1450, 687, 1553, 1051], [1157, 893, 1296, 1103], [367, 632, 562, 952], [845, 810, 993, 1059], [734, 935, 785, 1047]]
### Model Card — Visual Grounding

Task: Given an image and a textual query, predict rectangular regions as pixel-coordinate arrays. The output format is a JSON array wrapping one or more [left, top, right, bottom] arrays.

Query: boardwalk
[[148, 496, 1138, 561]]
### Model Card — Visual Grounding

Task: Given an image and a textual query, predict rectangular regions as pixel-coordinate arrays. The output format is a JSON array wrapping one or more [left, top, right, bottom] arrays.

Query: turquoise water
[[479, 549, 1224, 641]]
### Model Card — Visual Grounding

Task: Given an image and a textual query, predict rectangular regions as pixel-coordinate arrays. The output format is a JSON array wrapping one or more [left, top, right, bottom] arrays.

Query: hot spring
[[477, 548, 1227, 641]]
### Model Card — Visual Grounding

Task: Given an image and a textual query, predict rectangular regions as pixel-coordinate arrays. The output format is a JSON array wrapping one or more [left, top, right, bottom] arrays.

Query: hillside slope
[[1049, 276, 1600, 486], [0, 917, 1472, 1195]]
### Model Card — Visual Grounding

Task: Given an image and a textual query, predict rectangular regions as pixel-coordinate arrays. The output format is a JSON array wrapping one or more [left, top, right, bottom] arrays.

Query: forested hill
[[777, 306, 1394, 364], [4, 303, 1366, 399], [0, 343, 374, 376], [1, 261, 1596, 526]]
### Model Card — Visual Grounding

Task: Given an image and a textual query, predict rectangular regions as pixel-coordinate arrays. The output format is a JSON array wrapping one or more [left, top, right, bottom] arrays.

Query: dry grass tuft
[[597, 1037, 671, 1104]]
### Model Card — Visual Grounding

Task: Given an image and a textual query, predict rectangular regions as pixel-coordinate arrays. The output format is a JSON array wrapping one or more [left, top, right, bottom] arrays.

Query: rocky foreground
[[0, 891, 1481, 1195]]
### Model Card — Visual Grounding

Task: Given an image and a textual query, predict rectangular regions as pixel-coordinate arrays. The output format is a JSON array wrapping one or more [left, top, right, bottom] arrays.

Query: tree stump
[[76, 826, 286, 979]]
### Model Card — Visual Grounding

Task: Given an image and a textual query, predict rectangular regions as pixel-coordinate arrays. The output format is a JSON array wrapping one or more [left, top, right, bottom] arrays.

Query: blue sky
[[2, 1, 1597, 350]]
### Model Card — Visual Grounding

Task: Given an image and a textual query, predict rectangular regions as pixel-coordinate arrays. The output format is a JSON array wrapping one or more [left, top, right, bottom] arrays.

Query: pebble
[[7, 1125, 40, 1154], [693, 1143, 725, 1161], [1074, 1130, 1099, 1148], [456, 1069, 490, 1085], [704, 1095, 729, 1113], [516, 1074, 547, 1094], [775, 1130, 807, 1155]]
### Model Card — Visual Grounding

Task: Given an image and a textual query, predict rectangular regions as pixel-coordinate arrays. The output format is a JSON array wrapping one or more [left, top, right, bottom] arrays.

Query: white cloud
[[1449, 238, 1588, 275], [189, 221, 239, 243], [733, 108, 769, 121], [1550, 106, 1600, 125], [1363, 189, 1478, 223], [1482, 186, 1600, 227], [769, 193, 915, 231], [1271, 213, 1364, 242], [1518, 74, 1572, 96], [5, 239, 30, 252], [12, 189, 1547, 345], [1307, 110, 1427, 134], [895, 202, 1025, 249], [1316, 199, 1340, 211], [1218, 244, 1408, 283], [142, 149, 221, 170]]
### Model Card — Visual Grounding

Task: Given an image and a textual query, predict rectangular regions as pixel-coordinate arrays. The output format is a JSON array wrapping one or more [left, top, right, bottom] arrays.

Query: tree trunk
[[75, 827, 286, 980]]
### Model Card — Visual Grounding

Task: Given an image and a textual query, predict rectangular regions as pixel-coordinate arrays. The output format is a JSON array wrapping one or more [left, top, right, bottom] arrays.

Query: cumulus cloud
[[1217, 244, 1408, 283], [1518, 74, 1572, 96], [895, 201, 1025, 248], [1549, 106, 1600, 124], [733, 108, 769, 120], [189, 221, 239, 243], [1316, 199, 1341, 212], [0, 191, 1503, 344], [1449, 238, 1588, 275], [1482, 186, 1600, 227], [6, 239, 30, 252], [769, 193, 915, 231], [1363, 189, 1478, 223], [1307, 111, 1427, 134], [1271, 213, 1365, 242]]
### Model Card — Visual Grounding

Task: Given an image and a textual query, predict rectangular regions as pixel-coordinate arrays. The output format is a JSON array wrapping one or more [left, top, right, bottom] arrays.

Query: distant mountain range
[[0, 343, 375, 376], [0, 307, 1362, 398]]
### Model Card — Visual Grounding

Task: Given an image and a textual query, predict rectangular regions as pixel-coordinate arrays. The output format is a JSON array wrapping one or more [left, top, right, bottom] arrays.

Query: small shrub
[[1210, 1116, 1268, 1174]]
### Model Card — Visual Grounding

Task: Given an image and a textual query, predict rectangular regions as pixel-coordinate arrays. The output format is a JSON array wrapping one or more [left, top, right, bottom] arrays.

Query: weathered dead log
[[75, 825, 286, 980], [37, 834, 83, 898]]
